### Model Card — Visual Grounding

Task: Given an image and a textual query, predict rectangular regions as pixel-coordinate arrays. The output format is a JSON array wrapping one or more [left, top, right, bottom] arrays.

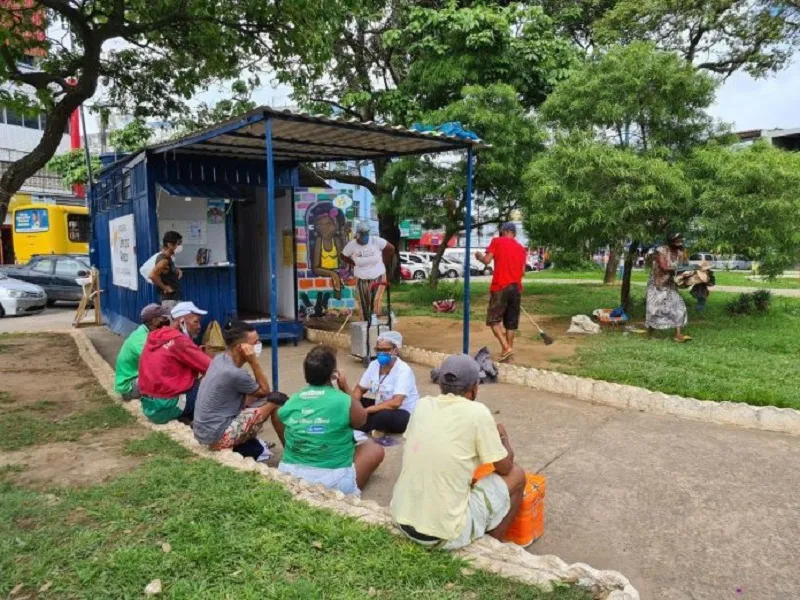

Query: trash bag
[[567, 314, 601, 334], [474, 346, 498, 383], [139, 252, 160, 283], [202, 320, 226, 354], [431, 346, 498, 385]]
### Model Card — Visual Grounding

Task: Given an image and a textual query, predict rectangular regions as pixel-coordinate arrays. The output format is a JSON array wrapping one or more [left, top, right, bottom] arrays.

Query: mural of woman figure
[[309, 205, 349, 300]]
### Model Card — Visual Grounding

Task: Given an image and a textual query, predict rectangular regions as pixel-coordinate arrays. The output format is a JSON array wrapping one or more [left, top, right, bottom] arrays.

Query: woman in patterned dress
[[646, 233, 691, 342]]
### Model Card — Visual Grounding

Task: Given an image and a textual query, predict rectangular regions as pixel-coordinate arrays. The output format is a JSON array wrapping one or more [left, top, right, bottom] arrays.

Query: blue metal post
[[265, 118, 280, 390], [463, 147, 474, 355]]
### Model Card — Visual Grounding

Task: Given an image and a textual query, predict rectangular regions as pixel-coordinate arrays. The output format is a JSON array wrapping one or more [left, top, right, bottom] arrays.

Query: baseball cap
[[356, 222, 371, 234], [170, 301, 208, 320], [439, 354, 481, 388], [140, 303, 171, 323], [501, 222, 517, 234]]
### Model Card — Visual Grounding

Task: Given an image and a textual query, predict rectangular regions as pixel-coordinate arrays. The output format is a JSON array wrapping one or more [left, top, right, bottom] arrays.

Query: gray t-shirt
[[193, 353, 259, 445]]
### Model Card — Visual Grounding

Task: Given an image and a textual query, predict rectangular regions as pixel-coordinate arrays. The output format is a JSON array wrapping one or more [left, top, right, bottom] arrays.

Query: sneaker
[[255, 439, 273, 462], [353, 430, 369, 445]]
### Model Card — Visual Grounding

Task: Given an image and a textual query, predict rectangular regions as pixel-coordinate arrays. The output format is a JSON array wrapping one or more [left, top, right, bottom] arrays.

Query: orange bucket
[[504, 473, 546, 546]]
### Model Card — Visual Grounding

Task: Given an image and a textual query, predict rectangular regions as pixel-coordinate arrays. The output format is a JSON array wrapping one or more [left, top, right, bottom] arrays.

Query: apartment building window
[[5, 108, 23, 127], [23, 113, 39, 129]]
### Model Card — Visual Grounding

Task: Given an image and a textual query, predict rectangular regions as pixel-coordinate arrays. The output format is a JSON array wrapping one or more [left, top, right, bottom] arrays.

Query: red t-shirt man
[[476, 223, 527, 362]]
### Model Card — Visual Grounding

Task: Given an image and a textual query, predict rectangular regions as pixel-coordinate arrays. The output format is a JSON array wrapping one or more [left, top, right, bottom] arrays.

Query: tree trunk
[[604, 245, 621, 284], [621, 241, 639, 313], [372, 157, 401, 283], [428, 230, 455, 289]]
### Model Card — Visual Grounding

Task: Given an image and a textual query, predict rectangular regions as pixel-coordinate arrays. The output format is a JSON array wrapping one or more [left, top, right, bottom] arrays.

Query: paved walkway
[[73, 326, 800, 600]]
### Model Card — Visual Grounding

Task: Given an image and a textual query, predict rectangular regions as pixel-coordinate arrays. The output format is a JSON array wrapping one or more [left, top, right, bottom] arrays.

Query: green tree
[[172, 80, 257, 134], [384, 84, 544, 286], [685, 141, 800, 278], [525, 133, 691, 309], [269, 0, 573, 267], [0, 0, 347, 225], [594, 0, 800, 77], [529, 42, 720, 305], [108, 118, 153, 153], [47, 150, 101, 188]]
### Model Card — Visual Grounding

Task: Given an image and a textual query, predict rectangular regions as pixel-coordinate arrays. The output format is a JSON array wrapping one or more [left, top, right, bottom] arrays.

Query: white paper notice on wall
[[109, 214, 138, 291], [161, 219, 206, 245]]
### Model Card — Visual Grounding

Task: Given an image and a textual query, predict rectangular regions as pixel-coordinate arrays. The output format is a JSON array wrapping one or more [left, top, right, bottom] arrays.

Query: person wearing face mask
[[114, 303, 171, 401], [150, 230, 184, 309], [348, 331, 418, 435], [137, 301, 212, 424], [391, 354, 526, 550], [341, 222, 395, 322], [192, 320, 283, 454]]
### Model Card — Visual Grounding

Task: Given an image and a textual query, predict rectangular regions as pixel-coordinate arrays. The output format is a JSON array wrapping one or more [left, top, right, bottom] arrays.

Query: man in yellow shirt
[[390, 354, 526, 549]]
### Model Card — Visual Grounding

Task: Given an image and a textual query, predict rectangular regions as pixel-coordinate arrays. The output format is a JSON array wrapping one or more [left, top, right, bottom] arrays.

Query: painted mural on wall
[[295, 188, 357, 319]]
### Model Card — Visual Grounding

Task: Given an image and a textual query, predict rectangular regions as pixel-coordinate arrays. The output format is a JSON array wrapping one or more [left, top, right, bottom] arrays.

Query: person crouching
[[273, 345, 384, 496]]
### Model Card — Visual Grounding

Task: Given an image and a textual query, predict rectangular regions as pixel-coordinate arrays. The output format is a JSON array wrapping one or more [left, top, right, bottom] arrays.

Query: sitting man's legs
[[444, 464, 525, 550], [210, 404, 275, 450]]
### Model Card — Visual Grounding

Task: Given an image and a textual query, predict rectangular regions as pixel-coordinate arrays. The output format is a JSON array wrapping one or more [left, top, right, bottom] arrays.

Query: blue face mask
[[376, 352, 392, 366], [358, 234, 369, 245]]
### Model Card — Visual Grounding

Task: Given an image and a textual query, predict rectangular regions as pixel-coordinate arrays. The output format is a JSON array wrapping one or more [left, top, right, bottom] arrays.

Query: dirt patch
[[0, 334, 109, 419], [395, 315, 584, 369], [0, 426, 147, 489]]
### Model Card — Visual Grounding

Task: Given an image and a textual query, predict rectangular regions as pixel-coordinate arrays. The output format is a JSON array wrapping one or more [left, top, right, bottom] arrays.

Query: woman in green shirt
[[275, 345, 384, 496]]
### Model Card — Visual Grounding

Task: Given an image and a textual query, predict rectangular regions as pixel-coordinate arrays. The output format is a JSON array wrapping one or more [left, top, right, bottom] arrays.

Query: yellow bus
[[11, 204, 90, 264]]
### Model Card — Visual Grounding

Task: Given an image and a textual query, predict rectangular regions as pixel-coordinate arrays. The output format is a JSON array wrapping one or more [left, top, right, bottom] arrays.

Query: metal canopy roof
[[149, 106, 487, 162]]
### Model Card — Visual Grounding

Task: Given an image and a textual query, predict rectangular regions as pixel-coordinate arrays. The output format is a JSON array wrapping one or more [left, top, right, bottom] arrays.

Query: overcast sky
[[193, 59, 800, 134]]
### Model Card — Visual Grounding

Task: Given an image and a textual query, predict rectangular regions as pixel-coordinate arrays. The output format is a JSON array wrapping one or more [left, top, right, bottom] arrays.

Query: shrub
[[552, 249, 599, 272], [404, 280, 464, 306], [726, 290, 771, 315]]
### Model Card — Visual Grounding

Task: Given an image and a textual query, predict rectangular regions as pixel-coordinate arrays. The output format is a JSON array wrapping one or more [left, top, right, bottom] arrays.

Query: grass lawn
[[0, 334, 588, 600], [527, 268, 800, 289], [394, 281, 800, 409]]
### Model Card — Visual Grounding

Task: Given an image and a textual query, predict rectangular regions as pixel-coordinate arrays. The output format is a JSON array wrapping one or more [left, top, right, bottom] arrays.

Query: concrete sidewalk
[[79, 327, 799, 600]]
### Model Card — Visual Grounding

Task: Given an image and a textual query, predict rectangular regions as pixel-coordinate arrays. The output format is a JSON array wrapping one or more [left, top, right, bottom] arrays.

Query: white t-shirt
[[359, 357, 419, 413], [342, 237, 388, 280]]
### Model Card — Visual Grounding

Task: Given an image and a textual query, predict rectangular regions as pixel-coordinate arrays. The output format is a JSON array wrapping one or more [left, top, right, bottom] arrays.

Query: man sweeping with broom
[[476, 223, 528, 362]]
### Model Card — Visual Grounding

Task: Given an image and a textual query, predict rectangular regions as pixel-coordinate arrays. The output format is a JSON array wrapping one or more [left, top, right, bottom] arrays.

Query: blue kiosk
[[90, 107, 484, 389]]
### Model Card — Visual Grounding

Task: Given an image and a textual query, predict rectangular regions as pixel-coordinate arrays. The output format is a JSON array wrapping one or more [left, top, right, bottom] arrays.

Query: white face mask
[[175, 244, 184, 254], [180, 321, 189, 337], [253, 342, 263, 357]]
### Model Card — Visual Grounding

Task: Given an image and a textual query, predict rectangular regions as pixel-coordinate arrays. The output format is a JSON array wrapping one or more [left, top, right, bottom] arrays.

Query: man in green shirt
[[274, 345, 385, 496], [114, 304, 171, 400]]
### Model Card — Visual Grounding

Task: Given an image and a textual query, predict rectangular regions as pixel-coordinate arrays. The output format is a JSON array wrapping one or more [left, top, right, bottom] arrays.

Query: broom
[[520, 306, 554, 345]]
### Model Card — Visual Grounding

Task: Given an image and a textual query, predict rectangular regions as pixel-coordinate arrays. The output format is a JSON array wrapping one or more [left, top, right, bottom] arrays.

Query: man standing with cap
[[391, 354, 525, 550], [476, 223, 527, 362], [114, 303, 171, 401], [341, 222, 395, 322], [137, 301, 212, 423]]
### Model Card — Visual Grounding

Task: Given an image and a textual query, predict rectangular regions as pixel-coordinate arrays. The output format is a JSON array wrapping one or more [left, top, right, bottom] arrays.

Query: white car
[[0, 272, 47, 317], [443, 248, 492, 276], [400, 257, 431, 280]]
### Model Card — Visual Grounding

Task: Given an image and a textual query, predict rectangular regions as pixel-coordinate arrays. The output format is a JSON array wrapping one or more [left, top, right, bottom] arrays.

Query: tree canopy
[[0, 0, 348, 224]]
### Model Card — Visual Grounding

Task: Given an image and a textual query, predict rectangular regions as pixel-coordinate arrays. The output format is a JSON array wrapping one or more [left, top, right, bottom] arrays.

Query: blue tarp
[[411, 122, 481, 142]]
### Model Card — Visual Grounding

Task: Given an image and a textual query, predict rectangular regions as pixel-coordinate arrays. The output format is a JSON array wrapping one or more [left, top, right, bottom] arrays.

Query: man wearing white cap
[[348, 331, 418, 435], [341, 222, 395, 321], [391, 354, 525, 550], [137, 301, 211, 424]]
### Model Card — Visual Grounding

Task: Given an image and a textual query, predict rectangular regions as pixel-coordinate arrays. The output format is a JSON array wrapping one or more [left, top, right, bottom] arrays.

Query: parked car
[[438, 256, 465, 278], [0, 254, 90, 304], [688, 253, 716, 267], [402, 251, 461, 278], [0, 272, 47, 317], [443, 248, 492, 276], [723, 255, 753, 271], [400, 259, 431, 281]]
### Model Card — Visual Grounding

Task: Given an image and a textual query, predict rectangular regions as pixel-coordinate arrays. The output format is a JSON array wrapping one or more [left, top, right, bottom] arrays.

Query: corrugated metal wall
[[91, 151, 297, 336]]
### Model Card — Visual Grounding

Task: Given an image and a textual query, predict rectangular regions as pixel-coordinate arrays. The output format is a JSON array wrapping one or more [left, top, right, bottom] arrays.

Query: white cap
[[170, 301, 208, 319], [377, 331, 403, 348]]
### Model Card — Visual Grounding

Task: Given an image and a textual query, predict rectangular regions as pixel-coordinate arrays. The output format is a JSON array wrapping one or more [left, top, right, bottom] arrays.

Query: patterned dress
[[646, 246, 687, 330]]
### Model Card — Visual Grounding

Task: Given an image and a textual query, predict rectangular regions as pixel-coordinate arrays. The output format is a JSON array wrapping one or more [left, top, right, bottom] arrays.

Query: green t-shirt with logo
[[114, 324, 148, 395], [278, 385, 355, 469]]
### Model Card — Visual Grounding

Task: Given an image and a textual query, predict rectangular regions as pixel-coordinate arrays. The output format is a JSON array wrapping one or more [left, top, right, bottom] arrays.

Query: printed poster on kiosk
[[109, 214, 138, 291]]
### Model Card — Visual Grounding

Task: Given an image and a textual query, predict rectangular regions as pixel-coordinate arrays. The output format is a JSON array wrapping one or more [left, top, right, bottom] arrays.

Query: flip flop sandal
[[675, 336, 693, 343], [499, 350, 514, 362]]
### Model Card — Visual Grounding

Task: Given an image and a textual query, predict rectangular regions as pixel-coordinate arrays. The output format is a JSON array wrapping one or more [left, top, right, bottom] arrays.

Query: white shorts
[[279, 462, 360, 497], [398, 473, 511, 550]]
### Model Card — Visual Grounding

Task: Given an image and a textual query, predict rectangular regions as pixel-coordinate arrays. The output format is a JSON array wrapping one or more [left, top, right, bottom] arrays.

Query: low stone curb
[[307, 328, 800, 437], [63, 328, 638, 600]]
